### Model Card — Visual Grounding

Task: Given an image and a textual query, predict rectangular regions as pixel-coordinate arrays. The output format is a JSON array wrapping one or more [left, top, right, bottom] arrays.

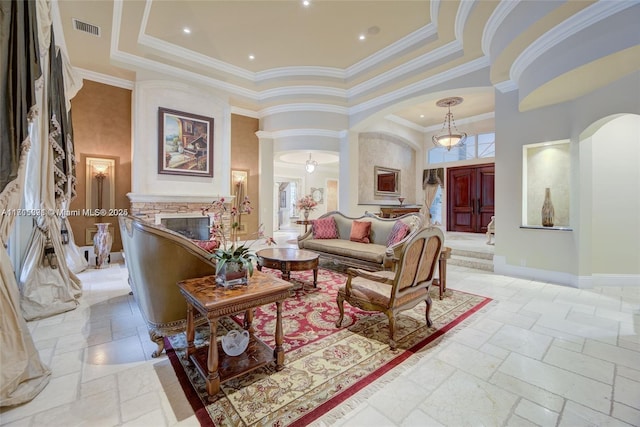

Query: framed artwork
[[158, 107, 214, 177], [311, 187, 324, 204]]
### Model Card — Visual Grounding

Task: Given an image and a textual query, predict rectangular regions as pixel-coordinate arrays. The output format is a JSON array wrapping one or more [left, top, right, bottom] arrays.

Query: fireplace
[[127, 193, 232, 241], [158, 215, 211, 240]]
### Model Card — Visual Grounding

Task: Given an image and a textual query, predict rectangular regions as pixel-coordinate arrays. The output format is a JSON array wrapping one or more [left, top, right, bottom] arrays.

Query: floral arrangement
[[296, 195, 318, 211], [201, 196, 274, 278]]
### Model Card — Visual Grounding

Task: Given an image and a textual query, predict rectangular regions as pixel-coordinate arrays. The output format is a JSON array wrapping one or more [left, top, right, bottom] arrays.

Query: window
[[428, 133, 495, 164]]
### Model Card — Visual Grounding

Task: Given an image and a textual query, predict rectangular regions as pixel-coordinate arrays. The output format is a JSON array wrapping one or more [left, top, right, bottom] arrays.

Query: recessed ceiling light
[[302, 0, 310, 7], [183, 27, 191, 34], [359, 34, 366, 41], [420, 114, 425, 118], [248, 54, 255, 60]]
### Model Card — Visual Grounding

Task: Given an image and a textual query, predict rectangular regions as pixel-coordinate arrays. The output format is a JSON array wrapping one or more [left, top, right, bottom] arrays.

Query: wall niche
[[522, 140, 571, 228]]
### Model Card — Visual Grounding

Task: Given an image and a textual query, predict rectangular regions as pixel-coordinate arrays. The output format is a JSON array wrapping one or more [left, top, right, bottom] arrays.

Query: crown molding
[[265, 129, 347, 139], [385, 115, 425, 133], [257, 86, 347, 101], [350, 56, 490, 115], [346, 24, 438, 78], [430, 0, 440, 27], [495, 79, 518, 93], [482, 0, 521, 57], [510, 0, 635, 84], [230, 106, 259, 118], [139, 33, 256, 81], [423, 111, 495, 132], [259, 103, 349, 117], [75, 67, 134, 90], [455, 0, 476, 45], [348, 40, 462, 98], [256, 66, 345, 81], [111, 49, 259, 99]]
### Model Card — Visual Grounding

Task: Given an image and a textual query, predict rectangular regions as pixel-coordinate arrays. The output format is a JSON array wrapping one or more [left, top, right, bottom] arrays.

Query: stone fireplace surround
[[126, 193, 233, 237]]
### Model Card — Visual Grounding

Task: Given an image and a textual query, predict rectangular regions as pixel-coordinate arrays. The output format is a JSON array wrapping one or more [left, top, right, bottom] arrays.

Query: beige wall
[[69, 81, 132, 252], [230, 114, 260, 237], [358, 132, 416, 205]]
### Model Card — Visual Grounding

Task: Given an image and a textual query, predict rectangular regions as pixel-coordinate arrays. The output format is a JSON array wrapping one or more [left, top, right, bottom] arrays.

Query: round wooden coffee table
[[256, 248, 319, 287]]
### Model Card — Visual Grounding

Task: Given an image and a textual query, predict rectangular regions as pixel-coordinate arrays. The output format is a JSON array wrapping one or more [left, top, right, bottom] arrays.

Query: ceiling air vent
[[72, 18, 101, 37]]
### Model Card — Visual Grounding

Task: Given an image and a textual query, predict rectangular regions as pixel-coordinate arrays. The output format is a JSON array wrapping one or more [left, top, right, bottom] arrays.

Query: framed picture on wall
[[158, 107, 214, 177]]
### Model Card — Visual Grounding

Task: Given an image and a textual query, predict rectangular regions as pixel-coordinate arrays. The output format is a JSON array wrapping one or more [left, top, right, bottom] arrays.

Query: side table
[[433, 246, 452, 300], [178, 271, 292, 401], [295, 219, 312, 233]]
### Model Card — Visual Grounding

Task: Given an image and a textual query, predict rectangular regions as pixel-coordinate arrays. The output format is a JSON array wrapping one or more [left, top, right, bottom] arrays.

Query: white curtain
[[19, 20, 82, 321], [0, 0, 51, 407], [422, 169, 443, 225]]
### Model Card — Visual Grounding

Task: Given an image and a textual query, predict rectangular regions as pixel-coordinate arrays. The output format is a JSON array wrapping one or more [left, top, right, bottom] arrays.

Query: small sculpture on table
[[398, 197, 405, 206]]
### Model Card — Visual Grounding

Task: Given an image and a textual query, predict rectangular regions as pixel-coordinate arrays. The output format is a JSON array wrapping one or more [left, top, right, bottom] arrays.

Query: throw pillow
[[193, 239, 219, 253], [312, 217, 339, 239], [386, 220, 411, 246], [350, 220, 372, 243]]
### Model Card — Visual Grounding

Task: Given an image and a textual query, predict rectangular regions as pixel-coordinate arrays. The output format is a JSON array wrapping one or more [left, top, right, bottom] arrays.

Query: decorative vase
[[93, 223, 113, 268], [215, 262, 248, 287], [304, 208, 310, 220], [541, 187, 555, 227]]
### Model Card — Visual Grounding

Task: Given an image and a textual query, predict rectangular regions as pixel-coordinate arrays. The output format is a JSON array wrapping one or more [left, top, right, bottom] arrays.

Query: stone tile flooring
[[1, 231, 639, 426]]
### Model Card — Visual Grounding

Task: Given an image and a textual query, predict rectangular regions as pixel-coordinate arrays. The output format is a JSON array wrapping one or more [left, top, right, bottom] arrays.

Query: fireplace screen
[[161, 217, 210, 240]]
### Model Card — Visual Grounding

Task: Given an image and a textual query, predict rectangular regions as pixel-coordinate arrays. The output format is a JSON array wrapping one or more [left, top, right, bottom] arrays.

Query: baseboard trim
[[493, 256, 640, 288]]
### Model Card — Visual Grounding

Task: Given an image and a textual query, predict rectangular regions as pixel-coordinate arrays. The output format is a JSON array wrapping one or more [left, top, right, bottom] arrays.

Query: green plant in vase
[[202, 195, 274, 286]]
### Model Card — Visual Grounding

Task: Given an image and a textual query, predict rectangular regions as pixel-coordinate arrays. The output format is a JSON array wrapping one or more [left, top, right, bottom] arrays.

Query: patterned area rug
[[165, 268, 491, 426]]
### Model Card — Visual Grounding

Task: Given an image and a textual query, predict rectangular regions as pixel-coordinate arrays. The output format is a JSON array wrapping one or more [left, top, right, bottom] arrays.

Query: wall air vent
[[72, 18, 101, 37]]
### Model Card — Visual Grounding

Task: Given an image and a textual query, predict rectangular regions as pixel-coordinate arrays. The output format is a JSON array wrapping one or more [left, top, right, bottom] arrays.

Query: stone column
[[257, 132, 275, 238]]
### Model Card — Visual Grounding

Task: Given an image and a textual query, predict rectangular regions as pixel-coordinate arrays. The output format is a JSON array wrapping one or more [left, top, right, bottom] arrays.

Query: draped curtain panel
[[0, 0, 51, 407], [422, 168, 443, 224], [19, 28, 82, 321]]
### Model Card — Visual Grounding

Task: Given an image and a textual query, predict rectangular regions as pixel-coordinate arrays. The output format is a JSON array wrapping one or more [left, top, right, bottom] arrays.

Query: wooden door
[[447, 164, 494, 232]]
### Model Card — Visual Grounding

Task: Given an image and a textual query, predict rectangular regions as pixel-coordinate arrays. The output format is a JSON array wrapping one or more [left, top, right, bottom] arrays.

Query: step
[[448, 255, 494, 272], [450, 248, 494, 260]]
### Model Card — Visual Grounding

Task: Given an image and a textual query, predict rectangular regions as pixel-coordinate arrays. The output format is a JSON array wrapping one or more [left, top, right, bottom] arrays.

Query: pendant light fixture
[[432, 97, 467, 151], [305, 153, 317, 173]]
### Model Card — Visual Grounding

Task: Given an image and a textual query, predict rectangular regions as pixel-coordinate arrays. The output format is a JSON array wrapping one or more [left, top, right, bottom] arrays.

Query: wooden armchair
[[335, 226, 444, 350]]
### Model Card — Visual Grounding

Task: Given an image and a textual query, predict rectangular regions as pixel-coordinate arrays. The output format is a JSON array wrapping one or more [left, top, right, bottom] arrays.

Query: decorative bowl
[[221, 330, 250, 356]]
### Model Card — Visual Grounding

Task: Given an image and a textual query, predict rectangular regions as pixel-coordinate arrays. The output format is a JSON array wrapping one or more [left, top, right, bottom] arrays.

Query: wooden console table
[[178, 272, 292, 401], [379, 206, 421, 218]]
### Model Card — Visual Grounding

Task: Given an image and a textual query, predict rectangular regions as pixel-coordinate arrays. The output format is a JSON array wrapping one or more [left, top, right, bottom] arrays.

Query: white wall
[[495, 71, 640, 286], [131, 80, 232, 198], [590, 115, 640, 276]]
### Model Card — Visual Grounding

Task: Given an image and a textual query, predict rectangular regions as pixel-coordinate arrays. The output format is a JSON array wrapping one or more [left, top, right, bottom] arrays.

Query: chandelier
[[432, 97, 467, 151], [305, 153, 317, 173]]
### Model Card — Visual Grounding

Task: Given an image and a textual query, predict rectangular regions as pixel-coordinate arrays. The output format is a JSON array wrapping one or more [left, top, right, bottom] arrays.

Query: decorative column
[[257, 132, 275, 238]]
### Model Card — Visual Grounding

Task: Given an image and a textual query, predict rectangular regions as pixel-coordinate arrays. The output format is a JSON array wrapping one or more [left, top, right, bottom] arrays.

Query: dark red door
[[447, 164, 495, 232]]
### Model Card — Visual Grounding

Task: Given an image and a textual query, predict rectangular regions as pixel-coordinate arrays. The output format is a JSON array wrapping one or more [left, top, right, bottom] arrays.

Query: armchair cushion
[[312, 216, 339, 239], [350, 220, 372, 243]]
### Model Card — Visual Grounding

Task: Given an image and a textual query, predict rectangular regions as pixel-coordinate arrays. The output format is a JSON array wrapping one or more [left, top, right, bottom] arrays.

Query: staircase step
[[448, 255, 494, 272], [450, 248, 494, 260]]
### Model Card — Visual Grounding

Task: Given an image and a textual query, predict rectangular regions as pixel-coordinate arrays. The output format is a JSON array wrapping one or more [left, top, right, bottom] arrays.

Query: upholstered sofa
[[297, 211, 424, 271], [118, 216, 217, 357]]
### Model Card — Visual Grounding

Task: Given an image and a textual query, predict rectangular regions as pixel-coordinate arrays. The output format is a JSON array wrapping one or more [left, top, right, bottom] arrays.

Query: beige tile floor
[[1, 230, 639, 426]]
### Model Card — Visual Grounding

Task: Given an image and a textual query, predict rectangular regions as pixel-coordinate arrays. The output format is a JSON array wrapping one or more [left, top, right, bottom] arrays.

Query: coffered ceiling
[[57, 0, 639, 131]]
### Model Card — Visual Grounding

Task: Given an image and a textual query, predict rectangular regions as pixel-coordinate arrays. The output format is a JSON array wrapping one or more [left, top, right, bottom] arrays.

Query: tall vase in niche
[[541, 188, 555, 227], [93, 223, 113, 268]]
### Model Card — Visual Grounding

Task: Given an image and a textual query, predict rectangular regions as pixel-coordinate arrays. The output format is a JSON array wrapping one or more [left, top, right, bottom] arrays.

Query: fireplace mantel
[[127, 193, 234, 204], [126, 193, 234, 223]]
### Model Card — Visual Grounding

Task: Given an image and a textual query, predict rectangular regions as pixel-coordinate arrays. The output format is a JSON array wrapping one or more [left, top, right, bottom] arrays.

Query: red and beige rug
[[165, 268, 491, 426]]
